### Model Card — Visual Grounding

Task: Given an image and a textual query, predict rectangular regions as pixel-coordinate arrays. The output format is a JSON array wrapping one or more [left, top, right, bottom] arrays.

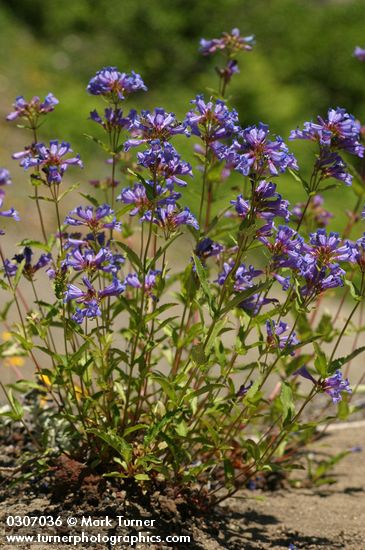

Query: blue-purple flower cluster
[[296, 366, 352, 404], [0, 168, 19, 235], [13, 140, 83, 185], [5, 247, 51, 280], [215, 123, 298, 178], [200, 28, 255, 56], [290, 107, 364, 188], [6, 94, 59, 124], [261, 226, 355, 298], [185, 95, 238, 145], [266, 320, 298, 355], [87, 67, 147, 101]]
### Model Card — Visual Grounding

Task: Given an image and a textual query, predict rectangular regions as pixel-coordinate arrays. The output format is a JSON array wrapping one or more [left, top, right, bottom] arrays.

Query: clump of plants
[[1, 29, 365, 504]]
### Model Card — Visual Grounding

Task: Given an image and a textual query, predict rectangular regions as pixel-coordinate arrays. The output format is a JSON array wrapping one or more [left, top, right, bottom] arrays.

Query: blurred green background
[[1, 0, 365, 235]]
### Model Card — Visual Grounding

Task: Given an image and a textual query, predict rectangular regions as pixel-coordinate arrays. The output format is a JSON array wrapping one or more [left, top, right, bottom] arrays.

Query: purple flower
[[65, 204, 121, 232], [216, 260, 261, 291], [195, 238, 223, 260], [6, 246, 52, 279], [72, 300, 102, 324], [117, 182, 181, 216], [316, 151, 352, 186], [125, 270, 161, 294], [231, 181, 290, 223], [64, 247, 122, 274], [299, 259, 346, 297], [63, 231, 109, 251], [217, 60, 240, 85], [290, 108, 364, 158], [274, 273, 291, 291], [261, 225, 304, 271], [90, 108, 132, 132], [99, 277, 125, 298], [125, 108, 188, 150], [295, 367, 351, 403], [14, 140, 83, 184], [351, 234, 365, 272], [294, 365, 317, 384], [137, 141, 192, 189], [87, 67, 147, 100], [322, 370, 352, 403], [6, 93, 58, 122], [185, 95, 238, 144], [0, 190, 20, 235], [65, 275, 125, 323], [254, 181, 290, 221], [117, 183, 152, 216], [217, 123, 298, 177], [199, 29, 255, 56], [0, 168, 12, 187], [236, 381, 253, 398], [266, 320, 298, 354], [231, 195, 250, 218], [292, 195, 333, 228], [354, 46, 365, 61], [3, 259, 18, 277], [141, 203, 199, 233], [305, 229, 355, 266], [216, 260, 274, 315]]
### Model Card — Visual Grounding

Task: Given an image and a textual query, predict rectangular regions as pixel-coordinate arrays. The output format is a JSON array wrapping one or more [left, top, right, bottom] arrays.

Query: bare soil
[[0, 425, 364, 549]]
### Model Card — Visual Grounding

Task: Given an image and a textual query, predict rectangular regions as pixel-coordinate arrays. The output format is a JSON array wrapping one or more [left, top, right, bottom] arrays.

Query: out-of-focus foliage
[[1, 0, 365, 222]]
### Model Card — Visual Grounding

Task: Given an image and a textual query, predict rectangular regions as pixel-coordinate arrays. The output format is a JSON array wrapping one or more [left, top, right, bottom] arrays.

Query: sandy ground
[[0, 423, 364, 549]]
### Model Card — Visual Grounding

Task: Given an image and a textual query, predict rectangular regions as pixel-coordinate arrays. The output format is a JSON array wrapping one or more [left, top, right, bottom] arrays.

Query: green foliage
[[0, 7, 364, 503]]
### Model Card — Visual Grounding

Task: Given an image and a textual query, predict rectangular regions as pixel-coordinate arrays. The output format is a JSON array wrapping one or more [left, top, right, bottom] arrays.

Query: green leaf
[[17, 239, 51, 253], [127, 169, 155, 200], [220, 282, 268, 315], [344, 279, 362, 302], [313, 343, 328, 377], [286, 354, 312, 376], [205, 319, 228, 353], [79, 193, 99, 207], [84, 133, 111, 154], [288, 169, 310, 193], [243, 377, 262, 406], [134, 473, 150, 481], [329, 346, 365, 374], [191, 343, 208, 366], [148, 232, 182, 268], [280, 382, 295, 423], [88, 428, 132, 463], [192, 253, 216, 315], [224, 458, 235, 486], [13, 259, 25, 289], [144, 409, 182, 446], [115, 241, 143, 271], [58, 183, 80, 203], [123, 424, 149, 437], [317, 313, 335, 342]]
